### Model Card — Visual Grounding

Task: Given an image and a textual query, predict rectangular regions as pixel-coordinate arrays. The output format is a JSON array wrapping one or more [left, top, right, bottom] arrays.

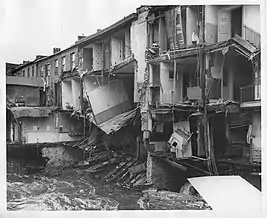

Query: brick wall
[[37, 46, 79, 82], [93, 43, 103, 71]]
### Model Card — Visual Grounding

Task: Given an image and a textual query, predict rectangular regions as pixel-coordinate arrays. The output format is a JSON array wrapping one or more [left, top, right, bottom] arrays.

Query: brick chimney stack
[[53, 48, 61, 54]]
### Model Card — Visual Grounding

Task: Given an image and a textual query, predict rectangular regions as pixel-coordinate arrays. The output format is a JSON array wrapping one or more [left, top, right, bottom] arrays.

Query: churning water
[[7, 159, 143, 211]]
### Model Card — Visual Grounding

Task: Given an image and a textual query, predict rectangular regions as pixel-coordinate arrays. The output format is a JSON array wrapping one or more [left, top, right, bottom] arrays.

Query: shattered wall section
[[78, 47, 84, 74], [131, 10, 149, 102], [93, 44, 103, 71], [18, 112, 84, 144]]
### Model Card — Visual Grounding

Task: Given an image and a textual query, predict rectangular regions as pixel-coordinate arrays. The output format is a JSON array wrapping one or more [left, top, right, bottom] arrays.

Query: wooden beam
[[221, 53, 226, 99]]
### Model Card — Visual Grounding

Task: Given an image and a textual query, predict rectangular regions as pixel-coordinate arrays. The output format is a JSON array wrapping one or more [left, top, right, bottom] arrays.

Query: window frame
[[62, 56, 66, 71], [70, 52, 75, 70], [40, 66, 44, 77], [55, 59, 59, 75], [32, 66, 35, 77]]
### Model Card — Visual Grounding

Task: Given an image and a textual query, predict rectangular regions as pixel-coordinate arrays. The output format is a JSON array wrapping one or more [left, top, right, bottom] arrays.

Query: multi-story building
[[6, 5, 261, 168], [137, 5, 261, 167], [6, 45, 85, 145]]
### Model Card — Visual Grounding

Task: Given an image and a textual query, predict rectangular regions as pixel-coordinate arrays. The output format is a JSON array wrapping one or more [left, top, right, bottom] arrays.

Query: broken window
[[45, 64, 50, 77], [169, 70, 174, 79], [62, 56, 66, 71], [55, 59, 59, 75]]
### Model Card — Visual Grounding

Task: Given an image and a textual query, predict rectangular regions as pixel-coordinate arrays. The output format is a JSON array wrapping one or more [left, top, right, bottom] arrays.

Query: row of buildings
[[6, 5, 261, 172]]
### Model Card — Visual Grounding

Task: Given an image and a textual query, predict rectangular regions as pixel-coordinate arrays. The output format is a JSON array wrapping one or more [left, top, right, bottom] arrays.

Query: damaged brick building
[[6, 5, 261, 188]]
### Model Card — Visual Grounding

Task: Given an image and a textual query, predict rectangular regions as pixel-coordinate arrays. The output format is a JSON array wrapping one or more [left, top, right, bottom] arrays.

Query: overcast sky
[[1, 0, 144, 63], [0, 0, 261, 63]]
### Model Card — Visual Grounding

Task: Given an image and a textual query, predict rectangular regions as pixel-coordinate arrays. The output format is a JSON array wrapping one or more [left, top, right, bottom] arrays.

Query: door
[[218, 10, 231, 42]]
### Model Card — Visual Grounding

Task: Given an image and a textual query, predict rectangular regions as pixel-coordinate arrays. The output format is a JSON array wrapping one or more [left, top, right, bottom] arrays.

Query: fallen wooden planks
[[106, 158, 136, 183], [102, 157, 132, 181], [85, 157, 122, 173]]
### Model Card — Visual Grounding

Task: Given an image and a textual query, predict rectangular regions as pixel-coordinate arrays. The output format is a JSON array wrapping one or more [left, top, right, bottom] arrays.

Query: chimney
[[78, 35, 86, 41], [23, 60, 29, 64], [53, 48, 61, 54], [97, 29, 102, 33], [35, 55, 47, 60]]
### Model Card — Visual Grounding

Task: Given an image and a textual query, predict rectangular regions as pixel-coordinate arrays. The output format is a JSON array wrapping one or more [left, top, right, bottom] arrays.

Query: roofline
[[10, 12, 137, 75], [76, 13, 137, 47]]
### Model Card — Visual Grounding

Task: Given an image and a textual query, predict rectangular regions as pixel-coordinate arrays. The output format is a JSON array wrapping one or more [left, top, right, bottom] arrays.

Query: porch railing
[[243, 25, 261, 48], [240, 84, 261, 103]]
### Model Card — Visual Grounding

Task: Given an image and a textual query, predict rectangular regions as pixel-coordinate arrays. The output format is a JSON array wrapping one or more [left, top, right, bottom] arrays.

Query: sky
[[0, 0, 262, 63], [0, 0, 184, 64], [1, 0, 142, 63]]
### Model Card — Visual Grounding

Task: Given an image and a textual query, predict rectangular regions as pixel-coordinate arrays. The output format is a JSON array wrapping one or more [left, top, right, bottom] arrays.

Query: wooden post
[[102, 41, 105, 86], [220, 54, 226, 99], [136, 136, 140, 160]]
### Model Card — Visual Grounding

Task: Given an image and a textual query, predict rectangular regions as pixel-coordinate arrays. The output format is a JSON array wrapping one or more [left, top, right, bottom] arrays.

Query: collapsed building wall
[[131, 10, 149, 103], [8, 109, 84, 144]]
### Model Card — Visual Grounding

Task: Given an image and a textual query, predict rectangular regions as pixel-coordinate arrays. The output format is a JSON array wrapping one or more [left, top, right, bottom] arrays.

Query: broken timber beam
[[102, 157, 132, 181], [107, 158, 136, 183]]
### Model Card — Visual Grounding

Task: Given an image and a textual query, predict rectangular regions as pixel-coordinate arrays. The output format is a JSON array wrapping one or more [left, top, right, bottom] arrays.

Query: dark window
[[169, 70, 174, 79], [62, 56, 66, 71], [70, 53, 75, 70], [27, 68, 30, 77], [22, 70, 25, 77], [32, 66, 34, 77]]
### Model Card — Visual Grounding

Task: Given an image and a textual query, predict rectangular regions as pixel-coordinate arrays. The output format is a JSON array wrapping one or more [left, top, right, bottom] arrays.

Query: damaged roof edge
[[148, 35, 259, 64]]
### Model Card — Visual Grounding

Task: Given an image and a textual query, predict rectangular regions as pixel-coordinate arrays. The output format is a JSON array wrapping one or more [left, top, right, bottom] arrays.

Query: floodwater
[[7, 160, 143, 211]]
